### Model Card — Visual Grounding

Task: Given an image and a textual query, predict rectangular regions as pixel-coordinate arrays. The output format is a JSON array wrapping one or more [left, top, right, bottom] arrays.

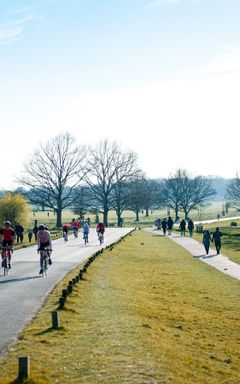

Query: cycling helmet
[[4, 221, 11, 226], [38, 224, 45, 230]]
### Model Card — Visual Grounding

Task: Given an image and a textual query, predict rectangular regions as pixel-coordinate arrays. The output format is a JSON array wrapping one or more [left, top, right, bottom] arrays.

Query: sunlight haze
[[1, 0, 239, 189]]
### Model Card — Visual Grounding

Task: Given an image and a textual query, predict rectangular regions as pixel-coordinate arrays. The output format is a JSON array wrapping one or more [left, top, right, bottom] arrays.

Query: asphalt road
[[0, 227, 133, 355]]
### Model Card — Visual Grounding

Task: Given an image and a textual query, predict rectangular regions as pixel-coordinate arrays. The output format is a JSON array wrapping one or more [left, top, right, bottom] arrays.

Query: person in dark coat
[[187, 218, 194, 237], [202, 230, 212, 255], [167, 216, 174, 235], [212, 227, 223, 255], [161, 218, 167, 235], [15, 222, 24, 243], [179, 219, 186, 237]]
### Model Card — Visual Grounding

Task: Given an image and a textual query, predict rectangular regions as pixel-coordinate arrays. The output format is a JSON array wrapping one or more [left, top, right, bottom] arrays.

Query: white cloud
[[0, 13, 36, 44], [190, 48, 240, 77]]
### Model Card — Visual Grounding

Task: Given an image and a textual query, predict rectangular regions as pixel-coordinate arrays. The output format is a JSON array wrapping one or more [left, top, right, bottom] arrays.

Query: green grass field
[[0, 230, 239, 384]]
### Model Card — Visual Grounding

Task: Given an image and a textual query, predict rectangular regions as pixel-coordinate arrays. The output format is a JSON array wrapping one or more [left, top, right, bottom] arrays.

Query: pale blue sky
[[1, 0, 240, 188]]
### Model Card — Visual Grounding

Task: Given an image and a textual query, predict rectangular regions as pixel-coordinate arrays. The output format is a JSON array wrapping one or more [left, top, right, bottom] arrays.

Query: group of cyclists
[[62, 220, 105, 244], [0, 219, 106, 276]]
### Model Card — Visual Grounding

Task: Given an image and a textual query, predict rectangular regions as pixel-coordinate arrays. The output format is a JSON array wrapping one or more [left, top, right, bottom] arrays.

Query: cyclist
[[62, 222, 69, 241], [82, 221, 90, 243], [0, 221, 15, 268], [37, 224, 53, 274], [72, 219, 80, 237], [96, 222, 105, 242]]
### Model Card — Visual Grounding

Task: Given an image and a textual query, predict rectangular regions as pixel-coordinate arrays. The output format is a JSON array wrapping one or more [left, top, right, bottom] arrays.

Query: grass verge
[[0, 230, 239, 383]]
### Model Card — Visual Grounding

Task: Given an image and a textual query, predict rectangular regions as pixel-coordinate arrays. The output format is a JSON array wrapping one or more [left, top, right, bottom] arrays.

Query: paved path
[[145, 228, 240, 281], [0, 228, 133, 355]]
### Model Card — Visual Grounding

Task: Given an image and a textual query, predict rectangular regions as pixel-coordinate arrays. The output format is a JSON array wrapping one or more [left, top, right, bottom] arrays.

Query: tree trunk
[[175, 206, 179, 222], [145, 208, 149, 217], [135, 210, 139, 221], [116, 209, 121, 227], [103, 210, 108, 227], [56, 209, 62, 228]]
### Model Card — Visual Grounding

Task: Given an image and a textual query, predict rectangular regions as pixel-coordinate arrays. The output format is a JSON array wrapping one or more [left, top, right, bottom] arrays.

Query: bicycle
[[97, 231, 104, 245], [1, 246, 13, 276], [83, 232, 88, 244], [39, 247, 51, 277], [73, 228, 78, 238], [63, 232, 68, 242]]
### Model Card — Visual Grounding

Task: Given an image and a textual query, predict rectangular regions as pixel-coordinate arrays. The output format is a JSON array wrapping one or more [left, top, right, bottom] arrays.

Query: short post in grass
[[62, 288, 67, 298], [18, 356, 30, 381], [68, 282, 73, 293], [52, 311, 59, 329], [59, 297, 65, 309]]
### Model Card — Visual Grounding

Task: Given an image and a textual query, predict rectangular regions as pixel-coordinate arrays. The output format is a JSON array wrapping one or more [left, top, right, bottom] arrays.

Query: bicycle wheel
[[3, 255, 9, 276]]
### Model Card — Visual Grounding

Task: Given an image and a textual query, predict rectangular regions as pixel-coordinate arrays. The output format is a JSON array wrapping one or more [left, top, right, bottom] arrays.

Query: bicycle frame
[[1, 246, 12, 276], [40, 248, 50, 277], [98, 232, 104, 245]]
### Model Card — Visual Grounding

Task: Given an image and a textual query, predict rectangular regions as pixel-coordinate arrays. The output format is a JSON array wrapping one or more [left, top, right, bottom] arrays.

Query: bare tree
[[162, 169, 216, 220], [84, 140, 140, 226], [18, 133, 86, 227], [161, 169, 185, 221], [226, 174, 240, 207], [179, 173, 216, 219], [127, 177, 151, 221]]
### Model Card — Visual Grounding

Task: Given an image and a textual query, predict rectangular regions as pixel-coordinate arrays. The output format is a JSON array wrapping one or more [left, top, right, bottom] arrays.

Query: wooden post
[[62, 289, 67, 298], [68, 284, 73, 293], [59, 297, 65, 309], [18, 356, 30, 380], [52, 311, 59, 329]]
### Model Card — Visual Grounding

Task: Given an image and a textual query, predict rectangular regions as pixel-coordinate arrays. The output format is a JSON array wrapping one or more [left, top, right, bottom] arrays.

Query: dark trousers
[[215, 241, 221, 254], [16, 233, 24, 243]]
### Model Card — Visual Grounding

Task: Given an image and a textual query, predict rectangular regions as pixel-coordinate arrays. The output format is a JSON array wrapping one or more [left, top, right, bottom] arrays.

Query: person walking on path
[[188, 218, 194, 237], [202, 230, 212, 255], [212, 227, 223, 255], [179, 219, 186, 237], [167, 216, 174, 235], [28, 229, 33, 243], [15, 222, 24, 243], [161, 218, 167, 235]]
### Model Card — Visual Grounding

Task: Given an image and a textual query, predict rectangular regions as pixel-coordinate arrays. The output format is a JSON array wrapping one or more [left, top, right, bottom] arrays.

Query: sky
[[1, 0, 240, 189]]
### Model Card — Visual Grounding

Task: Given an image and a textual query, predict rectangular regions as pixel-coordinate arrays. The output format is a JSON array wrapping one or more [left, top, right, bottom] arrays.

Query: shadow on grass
[[9, 379, 38, 384], [35, 326, 66, 336]]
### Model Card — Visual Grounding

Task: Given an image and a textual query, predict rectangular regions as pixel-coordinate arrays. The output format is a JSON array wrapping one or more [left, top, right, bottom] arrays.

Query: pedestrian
[[156, 217, 161, 230], [188, 218, 194, 237], [33, 224, 38, 241], [28, 229, 33, 243], [15, 222, 24, 243], [202, 230, 212, 255], [179, 219, 186, 237], [161, 218, 167, 235], [212, 227, 223, 255], [167, 216, 174, 235]]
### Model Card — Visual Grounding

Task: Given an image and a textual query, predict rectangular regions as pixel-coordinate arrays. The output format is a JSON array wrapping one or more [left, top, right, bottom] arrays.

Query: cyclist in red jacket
[[0, 221, 15, 268]]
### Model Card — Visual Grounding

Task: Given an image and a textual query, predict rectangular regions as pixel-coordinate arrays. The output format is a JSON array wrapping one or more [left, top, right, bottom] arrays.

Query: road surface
[[0, 228, 133, 355]]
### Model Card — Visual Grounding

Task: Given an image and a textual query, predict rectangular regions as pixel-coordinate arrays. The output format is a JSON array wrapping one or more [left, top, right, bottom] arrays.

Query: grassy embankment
[[0, 230, 239, 384]]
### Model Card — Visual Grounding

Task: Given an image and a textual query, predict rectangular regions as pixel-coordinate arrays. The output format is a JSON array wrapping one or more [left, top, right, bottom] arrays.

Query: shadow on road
[[0, 275, 41, 284]]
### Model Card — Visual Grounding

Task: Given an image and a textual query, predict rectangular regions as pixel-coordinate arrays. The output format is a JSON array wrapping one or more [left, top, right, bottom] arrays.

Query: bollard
[[52, 311, 59, 329], [75, 275, 79, 282], [67, 284, 73, 294], [59, 297, 65, 309], [18, 356, 30, 381], [62, 289, 67, 298], [72, 278, 76, 285], [79, 271, 83, 280]]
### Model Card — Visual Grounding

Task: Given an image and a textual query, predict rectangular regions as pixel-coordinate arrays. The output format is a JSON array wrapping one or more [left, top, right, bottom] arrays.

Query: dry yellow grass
[[0, 230, 239, 383]]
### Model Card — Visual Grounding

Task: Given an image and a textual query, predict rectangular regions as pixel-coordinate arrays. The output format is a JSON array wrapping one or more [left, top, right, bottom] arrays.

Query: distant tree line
[[5, 133, 222, 227]]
